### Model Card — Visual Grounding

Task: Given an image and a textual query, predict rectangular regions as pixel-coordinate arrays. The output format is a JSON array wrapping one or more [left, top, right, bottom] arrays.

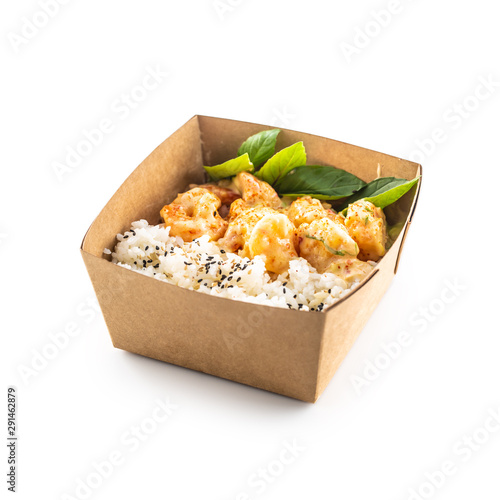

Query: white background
[[2, 1, 499, 499]]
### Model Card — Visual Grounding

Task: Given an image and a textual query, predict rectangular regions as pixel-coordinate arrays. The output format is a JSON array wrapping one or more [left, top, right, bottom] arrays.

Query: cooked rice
[[107, 220, 372, 311]]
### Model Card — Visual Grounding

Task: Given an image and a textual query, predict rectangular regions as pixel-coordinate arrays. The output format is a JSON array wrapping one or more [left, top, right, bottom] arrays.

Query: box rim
[[394, 164, 422, 273]]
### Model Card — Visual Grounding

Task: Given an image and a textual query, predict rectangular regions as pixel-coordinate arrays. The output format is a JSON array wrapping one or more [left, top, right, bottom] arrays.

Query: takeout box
[[81, 115, 421, 403]]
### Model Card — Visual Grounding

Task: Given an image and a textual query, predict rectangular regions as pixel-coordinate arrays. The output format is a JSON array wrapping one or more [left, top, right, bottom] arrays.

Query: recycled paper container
[[81, 116, 421, 402]]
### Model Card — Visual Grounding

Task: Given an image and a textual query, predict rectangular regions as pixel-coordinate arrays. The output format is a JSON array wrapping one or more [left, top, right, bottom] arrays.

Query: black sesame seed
[[123, 235, 129, 239], [221, 275, 227, 280], [220, 249, 225, 254], [153, 263, 159, 268], [197, 279, 203, 283], [228, 276, 233, 281], [283, 287, 286, 294], [134, 261, 137, 265], [148, 259, 152, 263], [156, 246, 160, 250], [293, 294, 297, 299], [145, 245, 149, 250], [236, 277, 242, 282]]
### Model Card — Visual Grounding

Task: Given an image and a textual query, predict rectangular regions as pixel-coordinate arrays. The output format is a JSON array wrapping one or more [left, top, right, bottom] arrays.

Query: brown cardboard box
[[81, 116, 421, 403]]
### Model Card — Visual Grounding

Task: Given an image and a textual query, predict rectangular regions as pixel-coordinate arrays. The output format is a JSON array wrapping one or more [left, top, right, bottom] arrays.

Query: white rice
[[107, 220, 369, 312]]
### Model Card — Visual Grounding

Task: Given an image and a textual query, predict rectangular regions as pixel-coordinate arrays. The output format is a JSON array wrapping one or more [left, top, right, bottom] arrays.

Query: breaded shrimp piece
[[296, 217, 359, 272], [247, 214, 298, 274], [233, 172, 282, 210], [297, 217, 372, 282], [287, 196, 327, 227], [219, 206, 298, 274], [160, 188, 227, 242], [188, 183, 241, 206], [287, 196, 344, 227], [227, 198, 248, 221], [220, 206, 274, 253], [344, 200, 387, 261]]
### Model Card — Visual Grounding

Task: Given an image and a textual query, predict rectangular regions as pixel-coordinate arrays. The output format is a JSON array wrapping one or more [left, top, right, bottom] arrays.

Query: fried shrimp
[[296, 218, 359, 272], [287, 196, 344, 227], [160, 188, 227, 242], [219, 206, 298, 274], [296, 217, 373, 283], [188, 183, 241, 206], [233, 172, 282, 210], [344, 200, 387, 261]]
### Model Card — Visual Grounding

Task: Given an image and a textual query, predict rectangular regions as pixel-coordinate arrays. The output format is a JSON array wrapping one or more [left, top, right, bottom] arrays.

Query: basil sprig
[[237, 129, 280, 168], [204, 153, 254, 181], [203, 128, 420, 211], [339, 176, 420, 210], [255, 142, 307, 186], [276, 165, 366, 200]]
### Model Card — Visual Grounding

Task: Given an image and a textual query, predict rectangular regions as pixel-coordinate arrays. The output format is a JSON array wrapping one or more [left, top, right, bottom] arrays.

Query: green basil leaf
[[339, 176, 420, 210], [237, 129, 281, 168], [276, 165, 366, 200], [203, 153, 254, 181], [255, 142, 307, 186]]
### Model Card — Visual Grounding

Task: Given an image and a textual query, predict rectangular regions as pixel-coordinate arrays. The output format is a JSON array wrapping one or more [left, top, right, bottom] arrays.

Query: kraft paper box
[[81, 115, 421, 403]]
